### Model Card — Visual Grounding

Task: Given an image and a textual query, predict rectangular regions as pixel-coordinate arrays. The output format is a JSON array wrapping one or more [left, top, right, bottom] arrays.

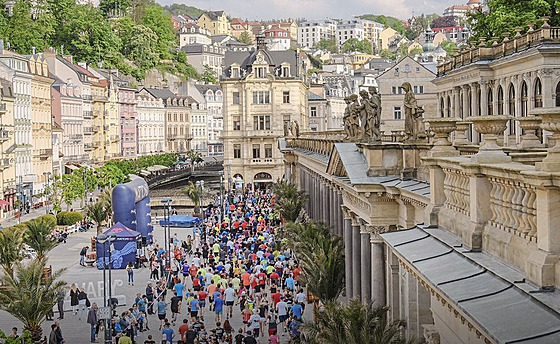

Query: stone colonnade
[[298, 165, 386, 307]]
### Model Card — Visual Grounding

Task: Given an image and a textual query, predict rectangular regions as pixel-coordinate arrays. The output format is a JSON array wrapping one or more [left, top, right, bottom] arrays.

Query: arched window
[[508, 83, 516, 135], [521, 81, 528, 116], [440, 97, 445, 117], [534, 78, 543, 108], [556, 82, 560, 107], [487, 88, 494, 116], [446, 95, 451, 117], [466, 87, 472, 118], [508, 84, 515, 116], [497, 86, 504, 115], [477, 87, 481, 116]]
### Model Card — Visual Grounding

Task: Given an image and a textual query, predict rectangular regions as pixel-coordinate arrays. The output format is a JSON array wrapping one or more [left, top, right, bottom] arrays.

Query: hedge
[[56, 211, 84, 226]]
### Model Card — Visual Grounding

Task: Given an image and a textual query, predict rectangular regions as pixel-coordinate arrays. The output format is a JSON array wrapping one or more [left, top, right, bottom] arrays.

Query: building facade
[[118, 85, 137, 158], [179, 44, 225, 77], [179, 23, 212, 47], [263, 26, 291, 51], [197, 11, 231, 36], [52, 80, 84, 163], [280, 21, 560, 344], [336, 19, 365, 47], [221, 40, 308, 189], [28, 55, 54, 197], [193, 84, 223, 156], [297, 19, 337, 49], [135, 92, 165, 155], [0, 77, 16, 214], [376, 56, 438, 134]]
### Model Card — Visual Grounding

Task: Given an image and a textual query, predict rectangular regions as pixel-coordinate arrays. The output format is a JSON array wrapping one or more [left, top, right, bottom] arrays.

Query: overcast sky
[[158, 0, 463, 20]]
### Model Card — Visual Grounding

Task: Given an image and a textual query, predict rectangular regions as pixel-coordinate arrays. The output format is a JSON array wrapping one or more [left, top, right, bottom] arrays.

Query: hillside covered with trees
[[0, 0, 201, 81]]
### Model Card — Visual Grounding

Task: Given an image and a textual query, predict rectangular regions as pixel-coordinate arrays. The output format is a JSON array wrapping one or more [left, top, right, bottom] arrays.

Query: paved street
[[0, 220, 309, 343]]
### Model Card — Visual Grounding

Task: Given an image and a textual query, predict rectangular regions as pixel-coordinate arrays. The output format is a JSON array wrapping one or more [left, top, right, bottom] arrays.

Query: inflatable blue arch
[[111, 178, 153, 244]]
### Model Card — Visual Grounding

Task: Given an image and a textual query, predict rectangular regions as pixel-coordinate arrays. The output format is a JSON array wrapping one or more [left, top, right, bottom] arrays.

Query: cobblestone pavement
[[0, 223, 311, 343]]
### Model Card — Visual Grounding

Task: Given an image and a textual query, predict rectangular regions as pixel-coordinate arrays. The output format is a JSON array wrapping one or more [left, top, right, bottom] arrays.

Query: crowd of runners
[[107, 188, 306, 344]]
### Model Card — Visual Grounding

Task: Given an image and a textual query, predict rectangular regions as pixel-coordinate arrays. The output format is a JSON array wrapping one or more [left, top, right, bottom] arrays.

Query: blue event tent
[[96, 222, 141, 270], [159, 215, 201, 228]]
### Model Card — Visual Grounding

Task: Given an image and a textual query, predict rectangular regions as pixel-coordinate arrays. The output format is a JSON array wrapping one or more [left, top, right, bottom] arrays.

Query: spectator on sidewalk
[[80, 246, 88, 266], [87, 302, 98, 343]]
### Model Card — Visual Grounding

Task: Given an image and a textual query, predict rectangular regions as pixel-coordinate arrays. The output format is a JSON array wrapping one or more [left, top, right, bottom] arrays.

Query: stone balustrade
[[437, 18, 558, 77], [442, 167, 470, 216], [487, 176, 537, 241]]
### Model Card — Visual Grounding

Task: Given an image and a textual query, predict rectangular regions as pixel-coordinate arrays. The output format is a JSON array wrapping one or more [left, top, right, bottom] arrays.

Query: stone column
[[329, 186, 336, 228], [338, 192, 344, 237], [462, 85, 470, 119], [541, 68, 554, 107], [436, 92, 442, 117], [480, 80, 488, 116], [320, 181, 326, 223], [343, 211, 353, 301], [453, 87, 461, 119], [360, 224, 372, 303], [284, 162, 292, 183], [371, 226, 386, 308], [352, 219, 361, 300]]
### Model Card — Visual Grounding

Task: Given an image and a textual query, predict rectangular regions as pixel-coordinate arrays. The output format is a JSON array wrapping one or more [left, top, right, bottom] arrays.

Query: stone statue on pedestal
[[291, 120, 300, 138], [343, 89, 381, 142], [343, 94, 360, 141], [402, 82, 426, 141]]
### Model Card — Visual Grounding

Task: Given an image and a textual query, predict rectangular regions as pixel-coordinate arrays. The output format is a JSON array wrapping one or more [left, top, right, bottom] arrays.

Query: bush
[[56, 211, 84, 226]]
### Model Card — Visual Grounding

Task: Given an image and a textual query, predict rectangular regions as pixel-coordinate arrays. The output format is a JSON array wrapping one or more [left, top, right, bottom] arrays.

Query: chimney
[[78, 61, 87, 69], [32, 46, 36, 55]]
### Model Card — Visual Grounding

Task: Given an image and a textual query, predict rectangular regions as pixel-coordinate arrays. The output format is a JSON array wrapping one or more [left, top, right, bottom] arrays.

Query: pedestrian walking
[[80, 246, 88, 266], [87, 302, 99, 343], [126, 261, 134, 286], [70, 284, 79, 315], [57, 289, 65, 319]]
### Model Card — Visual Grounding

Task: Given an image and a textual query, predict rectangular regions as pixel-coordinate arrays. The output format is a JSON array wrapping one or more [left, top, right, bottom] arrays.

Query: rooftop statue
[[402, 82, 426, 141], [343, 88, 381, 143]]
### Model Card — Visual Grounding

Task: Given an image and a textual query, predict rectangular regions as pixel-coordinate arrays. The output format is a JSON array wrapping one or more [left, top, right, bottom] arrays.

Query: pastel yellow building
[[197, 11, 231, 36], [28, 55, 54, 198], [91, 80, 107, 163], [379, 27, 399, 51], [104, 77, 120, 160]]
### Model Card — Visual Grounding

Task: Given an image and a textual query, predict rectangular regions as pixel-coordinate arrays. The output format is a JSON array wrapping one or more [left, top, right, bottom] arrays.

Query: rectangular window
[[413, 86, 418, 94], [419, 86, 424, 94], [252, 144, 260, 158], [255, 67, 267, 78], [392, 86, 396, 94], [252, 91, 270, 104], [253, 115, 271, 130], [310, 106, 317, 117], [233, 92, 240, 104], [233, 144, 241, 158], [265, 144, 272, 158], [393, 106, 402, 120], [283, 91, 290, 103], [398, 87, 403, 95], [233, 116, 241, 130]]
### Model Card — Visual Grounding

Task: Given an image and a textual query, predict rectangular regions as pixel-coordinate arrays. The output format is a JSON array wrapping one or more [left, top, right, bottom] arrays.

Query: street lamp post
[[219, 171, 224, 221], [161, 199, 172, 277], [43, 172, 51, 214], [196, 180, 204, 222], [97, 233, 116, 344]]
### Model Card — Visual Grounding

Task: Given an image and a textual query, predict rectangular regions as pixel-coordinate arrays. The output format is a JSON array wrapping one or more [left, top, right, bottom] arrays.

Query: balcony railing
[[84, 144, 94, 150], [82, 95, 92, 100], [92, 125, 100, 132], [0, 103, 6, 113], [0, 129, 9, 142], [111, 135, 119, 142], [83, 111, 93, 119], [0, 157, 10, 170], [437, 19, 560, 77], [69, 134, 83, 141], [83, 127, 93, 134]]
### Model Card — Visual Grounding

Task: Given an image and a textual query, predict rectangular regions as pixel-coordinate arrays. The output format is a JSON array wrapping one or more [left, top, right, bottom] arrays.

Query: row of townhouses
[[0, 46, 224, 214]]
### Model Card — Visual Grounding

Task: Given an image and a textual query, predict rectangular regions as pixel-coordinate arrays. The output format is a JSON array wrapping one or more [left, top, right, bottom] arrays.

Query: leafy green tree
[[61, 172, 84, 211], [409, 47, 423, 56], [341, 38, 373, 54], [200, 65, 218, 84], [397, 43, 410, 58], [96, 163, 127, 189], [0, 259, 66, 342], [314, 38, 338, 53], [163, 3, 205, 18], [300, 300, 418, 344], [441, 40, 457, 56], [24, 217, 59, 261], [2, 0, 55, 55], [45, 175, 63, 213], [99, 0, 131, 17], [0, 329, 32, 343], [238, 31, 252, 45], [379, 49, 396, 59], [467, 0, 558, 40], [141, 4, 177, 59], [57, 4, 121, 65]]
